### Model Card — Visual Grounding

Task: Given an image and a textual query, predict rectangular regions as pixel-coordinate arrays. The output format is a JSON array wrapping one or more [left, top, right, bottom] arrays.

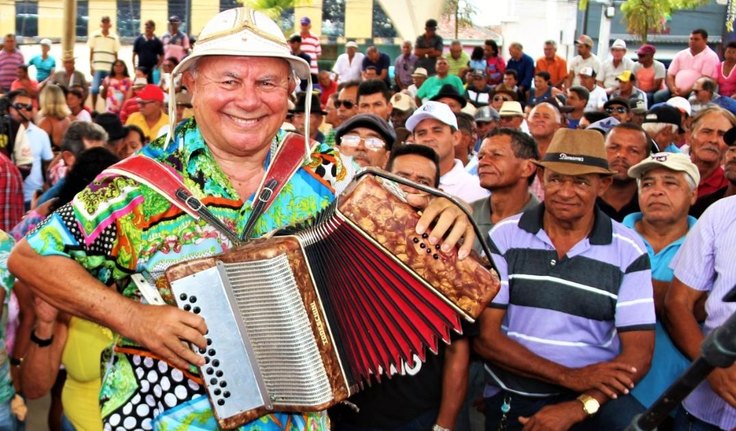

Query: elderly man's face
[[689, 112, 732, 167], [529, 104, 560, 140], [543, 44, 555, 59], [4, 36, 15, 51], [477, 134, 533, 191], [499, 115, 523, 130], [137, 99, 162, 119], [543, 170, 611, 223], [611, 47, 626, 61], [340, 127, 389, 168], [292, 112, 323, 139], [605, 127, 649, 182], [436, 59, 449, 75], [450, 44, 463, 59], [437, 97, 463, 113], [402, 42, 412, 55], [638, 167, 696, 225], [184, 56, 294, 158]]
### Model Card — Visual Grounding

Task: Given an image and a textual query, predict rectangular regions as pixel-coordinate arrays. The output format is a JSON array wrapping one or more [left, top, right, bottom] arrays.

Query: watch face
[[579, 395, 600, 415]]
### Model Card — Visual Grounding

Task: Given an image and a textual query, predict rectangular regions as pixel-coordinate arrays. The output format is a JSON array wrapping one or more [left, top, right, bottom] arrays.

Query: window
[[117, 0, 141, 38], [15, 1, 38, 38], [168, 0, 189, 34], [76, 0, 89, 38]]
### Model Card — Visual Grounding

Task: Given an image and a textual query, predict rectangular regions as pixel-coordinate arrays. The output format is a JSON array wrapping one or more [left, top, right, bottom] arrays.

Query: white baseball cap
[[628, 152, 700, 186], [405, 101, 458, 132], [346, 41, 359, 49], [40, 38, 52, 46], [171, 8, 310, 80], [666, 96, 692, 117]]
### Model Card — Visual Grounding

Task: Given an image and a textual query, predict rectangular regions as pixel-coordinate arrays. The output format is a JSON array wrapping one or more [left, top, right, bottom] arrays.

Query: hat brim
[[430, 93, 467, 108], [532, 160, 615, 176], [172, 44, 311, 81], [406, 111, 457, 132]]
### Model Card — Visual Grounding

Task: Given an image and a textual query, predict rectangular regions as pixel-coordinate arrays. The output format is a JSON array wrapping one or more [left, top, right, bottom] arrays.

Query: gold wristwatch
[[576, 394, 600, 416]]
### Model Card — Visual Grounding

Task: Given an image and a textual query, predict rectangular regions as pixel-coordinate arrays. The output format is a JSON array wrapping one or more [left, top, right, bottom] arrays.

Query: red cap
[[637, 44, 656, 56], [137, 84, 164, 102]]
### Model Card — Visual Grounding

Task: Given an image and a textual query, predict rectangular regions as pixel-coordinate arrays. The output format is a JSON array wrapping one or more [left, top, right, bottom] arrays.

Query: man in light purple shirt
[[666, 195, 736, 430], [0, 34, 24, 92], [666, 29, 720, 99]]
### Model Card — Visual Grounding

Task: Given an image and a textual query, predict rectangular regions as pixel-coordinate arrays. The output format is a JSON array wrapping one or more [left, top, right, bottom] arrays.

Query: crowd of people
[[0, 7, 734, 431]]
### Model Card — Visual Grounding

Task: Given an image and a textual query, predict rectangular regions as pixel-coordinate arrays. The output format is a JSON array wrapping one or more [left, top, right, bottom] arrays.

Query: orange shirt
[[536, 55, 568, 87]]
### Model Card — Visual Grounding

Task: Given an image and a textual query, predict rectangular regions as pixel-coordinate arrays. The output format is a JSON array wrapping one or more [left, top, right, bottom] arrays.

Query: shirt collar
[[519, 202, 613, 245]]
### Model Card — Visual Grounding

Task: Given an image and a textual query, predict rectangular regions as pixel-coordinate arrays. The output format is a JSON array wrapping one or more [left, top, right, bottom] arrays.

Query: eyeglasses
[[137, 100, 156, 106], [340, 134, 386, 151], [493, 96, 511, 102], [12, 103, 32, 111], [335, 99, 355, 109], [605, 107, 628, 114]]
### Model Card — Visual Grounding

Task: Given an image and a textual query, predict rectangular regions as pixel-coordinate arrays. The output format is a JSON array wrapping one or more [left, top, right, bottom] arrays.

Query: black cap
[[643, 105, 684, 133], [289, 34, 302, 43], [335, 114, 397, 151], [725, 127, 736, 146], [168, 15, 181, 23], [430, 83, 467, 108], [603, 97, 631, 111], [290, 92, 326, 115], [425, 19, 438, 29]]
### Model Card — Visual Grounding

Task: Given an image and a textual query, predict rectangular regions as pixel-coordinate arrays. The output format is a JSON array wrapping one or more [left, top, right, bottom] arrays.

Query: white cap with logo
[[628, 152, 700, 186], [405, 101, 458, 132]]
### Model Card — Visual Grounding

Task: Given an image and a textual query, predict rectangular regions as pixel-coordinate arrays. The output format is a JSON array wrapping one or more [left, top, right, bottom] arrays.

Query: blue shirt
[[506, 53, 535, 91], [623, 212, 695, 409], [28, 54, 56, 81]]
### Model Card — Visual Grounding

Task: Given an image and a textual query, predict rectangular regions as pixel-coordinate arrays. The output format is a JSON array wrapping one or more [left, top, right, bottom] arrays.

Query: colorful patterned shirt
[[26, 117, 348, 430], [0, 230, 16, 405]]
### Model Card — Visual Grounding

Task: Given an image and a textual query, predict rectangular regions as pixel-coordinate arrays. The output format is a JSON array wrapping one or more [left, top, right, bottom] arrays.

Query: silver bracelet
[[432, 425, 451, 431]]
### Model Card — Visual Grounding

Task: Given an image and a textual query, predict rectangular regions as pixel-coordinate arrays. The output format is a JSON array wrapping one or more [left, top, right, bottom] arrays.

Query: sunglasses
[[12, 103, 33, 111], [493, 96, 511, 102], [137, 100, 156, 106], [335, 99, 355, 109], [340, 134, 386, 151], [605, 107, 628, 114]]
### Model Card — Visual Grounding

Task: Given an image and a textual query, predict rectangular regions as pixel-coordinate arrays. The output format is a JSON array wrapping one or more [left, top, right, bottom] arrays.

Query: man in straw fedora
[[9, 7, 477, 430], [475, 128, 655, 430]]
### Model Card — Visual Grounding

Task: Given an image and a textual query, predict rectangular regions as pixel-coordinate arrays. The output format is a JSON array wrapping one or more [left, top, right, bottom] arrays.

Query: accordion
[[165, 171, 500, 429]]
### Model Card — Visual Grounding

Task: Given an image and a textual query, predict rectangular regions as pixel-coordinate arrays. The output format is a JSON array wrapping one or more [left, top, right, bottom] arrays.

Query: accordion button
[[208, 349, 216, 356], [204, 357, 210, 364], [189, 296, 197, 303], [435, 244, 441, 250], [214, 388, 222, 396], [193, 307, 201, 314], [422, 233, 429, 239], [220, 381, 227, 388], [206, 367, 213, 375], [426, 249, 432, 254], [210, 378, 218, 385], [412, 237, 419, 243], [420, 243, 426, 249], [183, 304, 191, 311], [199, 347, 206, 354], [212, 359, 220, 367], [207, 339, 213, 346], [179, 293, 188, 300], [433, 254, 439, 260], [224, 391, 231, 398], [216, 370, 223, 377], [217, 399, 225, 406]]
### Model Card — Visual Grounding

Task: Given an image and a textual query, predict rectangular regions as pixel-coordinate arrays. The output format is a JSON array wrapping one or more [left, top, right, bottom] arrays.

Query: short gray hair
[[641, 122, 677, 136], [636, 169, 697, 191]]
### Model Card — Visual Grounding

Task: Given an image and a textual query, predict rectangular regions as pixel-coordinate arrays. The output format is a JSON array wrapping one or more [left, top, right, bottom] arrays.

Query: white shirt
[[569, 54, 601, 87], [584, 85, 608, 112], [598, 57, 635, 89], [332, 52, 365, 83], [21, 123, 53, 202], [440, 160, 490, 203]]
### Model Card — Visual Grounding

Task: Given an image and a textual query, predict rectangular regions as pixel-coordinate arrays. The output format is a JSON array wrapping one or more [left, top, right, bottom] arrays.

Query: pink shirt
[[667, 47, 720, 91], [716, 61, 736, 97]]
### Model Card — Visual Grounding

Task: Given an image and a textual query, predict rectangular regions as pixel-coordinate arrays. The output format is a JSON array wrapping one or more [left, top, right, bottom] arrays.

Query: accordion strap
[[103, 155, 242, 245], [240, 132, 311, 241]]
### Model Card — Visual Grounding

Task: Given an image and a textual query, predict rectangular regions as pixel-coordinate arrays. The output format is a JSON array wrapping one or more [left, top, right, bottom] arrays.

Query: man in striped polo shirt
[[88, 16, 120, 109], [296, 16, 320, 85], [0, 34, 24, 93], [475, 128, 655, 431]]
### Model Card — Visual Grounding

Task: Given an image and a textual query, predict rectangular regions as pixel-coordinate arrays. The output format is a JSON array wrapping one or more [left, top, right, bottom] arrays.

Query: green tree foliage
[[619, 0, 709, 42]]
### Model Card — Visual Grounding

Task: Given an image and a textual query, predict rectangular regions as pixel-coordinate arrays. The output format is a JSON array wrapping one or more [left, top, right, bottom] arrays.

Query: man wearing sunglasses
[[335, 80, 360, 125], [603, 98, 632, 123], [6, 89, 53, 209], [124, 84, 168, 141]]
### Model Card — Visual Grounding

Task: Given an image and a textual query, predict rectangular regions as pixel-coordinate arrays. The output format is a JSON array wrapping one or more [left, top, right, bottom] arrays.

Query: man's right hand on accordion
[[415, 196, 476, 261]]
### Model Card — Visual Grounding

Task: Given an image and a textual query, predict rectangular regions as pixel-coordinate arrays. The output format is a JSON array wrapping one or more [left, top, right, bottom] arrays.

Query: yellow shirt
[[125, 111, 170, 141]]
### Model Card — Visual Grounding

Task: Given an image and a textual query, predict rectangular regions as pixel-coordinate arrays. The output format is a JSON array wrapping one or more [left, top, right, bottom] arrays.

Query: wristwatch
[[576, 394, 600, 416]]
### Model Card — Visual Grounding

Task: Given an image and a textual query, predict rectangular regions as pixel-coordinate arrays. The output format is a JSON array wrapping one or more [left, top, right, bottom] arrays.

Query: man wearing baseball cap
[[406, 101, 489, 202], [28, 38, 56, 84], [631, 44, 667, 105], [160, 15, 190, 62], [296, 16, 321, 83], [10, 9, 477, 431], [623, 152, 698, 412], [567, 34, 601, 88], [476, 128, 654, 431], [124, 84, 168, 141], [335, 113, 395, 168]]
